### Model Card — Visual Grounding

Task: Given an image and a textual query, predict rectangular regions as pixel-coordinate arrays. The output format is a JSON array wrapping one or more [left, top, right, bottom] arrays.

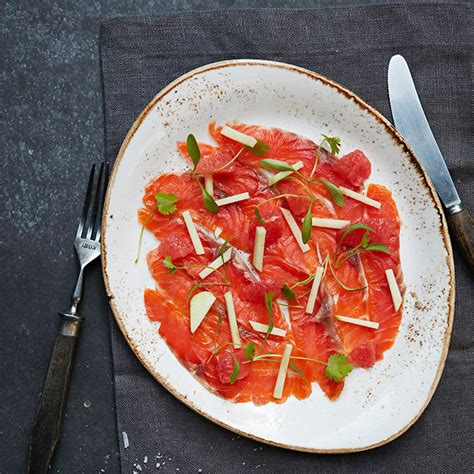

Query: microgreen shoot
[[163, 255, 177, 274], [284, 176, 317, 202], [301, 202, 313, 244], [254, 206, 266, 225], [244, 341, 256, 361], [290, 273, 315, 288], [135, 204, 157, 264], [193, 174, 219, 214], [276, 302, 304, 309], [246, 139, 269, 157], [186, 282, 231, 304], [213, 313, 223, 351], [261, 158, 340, 208], [328, 262, 367, 292], [163, 256, 231, 284], [249, 352, 352, 382], [334, 223, 389, 268], [186, 134, 200, 169], [281, 284, 297, 301], [218, 238, 232, 281], [230, 354, 240, 384], [289, 361, 308, 382], [325, 353, 353, 382], [317, 178, 344, 207], [364, 243, 391, 253], [206, 342, 235, 364], [260, 159, 295, 173], [336, 223, 374, 256], [262, 291, 275, 347], [256, 193, 306, 208], [203, 147, 244, 174]]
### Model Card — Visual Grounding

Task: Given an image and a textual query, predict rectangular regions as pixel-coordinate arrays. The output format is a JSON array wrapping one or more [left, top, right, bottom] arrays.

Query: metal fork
[[27, 163, 110, 474]]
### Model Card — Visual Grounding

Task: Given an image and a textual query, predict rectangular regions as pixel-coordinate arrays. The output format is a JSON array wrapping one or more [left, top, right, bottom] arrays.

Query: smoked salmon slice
[[140, 122, 404, 404]]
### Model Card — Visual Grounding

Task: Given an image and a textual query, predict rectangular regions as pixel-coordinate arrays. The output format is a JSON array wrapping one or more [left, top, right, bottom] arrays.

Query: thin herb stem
[[201, 147, 245, 174], [310, 140, 326, 178], [174, 264, 231, 285], [256, 193, 306, 208], [276, 302, 305, 309], [186, 282, 232, 304], [328, 262, 367, 292], [135, 204, 157, 264], [251, 353, 328, 366], [290, 274, 315, 288], [285, 176, 317, 201], [206, 342, 235, 364]]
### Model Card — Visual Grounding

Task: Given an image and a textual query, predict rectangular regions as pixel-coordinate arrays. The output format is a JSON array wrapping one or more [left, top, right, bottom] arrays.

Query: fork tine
[[94, 162, 110, 242], [85, 163, 105, 239], [76, 165, 96, 239]]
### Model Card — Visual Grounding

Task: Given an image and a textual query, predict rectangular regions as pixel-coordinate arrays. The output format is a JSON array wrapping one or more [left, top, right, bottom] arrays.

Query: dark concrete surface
[[0, 1, 466, 473]]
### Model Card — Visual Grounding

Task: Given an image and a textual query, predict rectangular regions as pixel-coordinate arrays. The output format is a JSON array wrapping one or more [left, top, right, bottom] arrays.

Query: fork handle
[[27, 314, 83, 474]]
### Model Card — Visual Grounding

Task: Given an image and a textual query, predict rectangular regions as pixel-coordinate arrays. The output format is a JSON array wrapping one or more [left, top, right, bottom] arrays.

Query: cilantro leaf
[[281, 284, 296, 301], [260, 159, 294, 173], [186, 134, 200, 168], [321, 134, 341, 156], [302, 203, 313, 244], [163, 256, 177, 275], [230, 354, 240, 384], [244, 341, 256, 361], [254, 206, 266, 225], [246, 139, 269, 157], [325, 353, 353, 382], [317, 178, 344, 207], [155, 192, 179, 215]]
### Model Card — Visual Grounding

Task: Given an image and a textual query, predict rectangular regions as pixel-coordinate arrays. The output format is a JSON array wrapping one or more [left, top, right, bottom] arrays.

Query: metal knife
[[388, 54, 473, 270]]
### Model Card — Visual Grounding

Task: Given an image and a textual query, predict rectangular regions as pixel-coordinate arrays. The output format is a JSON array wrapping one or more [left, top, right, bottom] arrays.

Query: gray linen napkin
[[101, 4, 473, 472]]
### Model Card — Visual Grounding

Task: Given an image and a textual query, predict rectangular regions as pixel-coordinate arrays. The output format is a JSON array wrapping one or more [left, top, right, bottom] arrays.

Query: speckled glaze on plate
[[102, 60, 454, 452]]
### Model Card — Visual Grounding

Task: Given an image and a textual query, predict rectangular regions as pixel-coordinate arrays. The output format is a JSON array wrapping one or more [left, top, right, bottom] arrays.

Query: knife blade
[[388, 54, 473, 270], [388, 54, 461, 212]]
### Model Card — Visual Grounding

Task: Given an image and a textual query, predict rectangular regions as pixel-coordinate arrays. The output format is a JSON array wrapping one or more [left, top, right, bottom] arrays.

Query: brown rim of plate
[[101, 59, 455, 454]]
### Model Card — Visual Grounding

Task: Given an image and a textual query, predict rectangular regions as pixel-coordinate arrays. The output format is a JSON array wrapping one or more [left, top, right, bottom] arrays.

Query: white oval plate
[[102, 60, 454, 452]]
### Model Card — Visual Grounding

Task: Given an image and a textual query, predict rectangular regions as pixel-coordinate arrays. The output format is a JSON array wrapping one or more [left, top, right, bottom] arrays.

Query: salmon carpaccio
[[140, 122, 405, 404]]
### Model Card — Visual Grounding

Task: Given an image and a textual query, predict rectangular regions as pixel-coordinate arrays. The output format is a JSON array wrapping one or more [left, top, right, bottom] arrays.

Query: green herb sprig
[[163, 256, 231, 285], [186, 133, 219, 213], [310, 134, 341, 178], [246, 139, 269, 157], [230, 354, 240, 384], [260, 159, 344, 207], [245, 352, 353, 383], [334, 223, 390, 269], [135, 192, 180, 263]]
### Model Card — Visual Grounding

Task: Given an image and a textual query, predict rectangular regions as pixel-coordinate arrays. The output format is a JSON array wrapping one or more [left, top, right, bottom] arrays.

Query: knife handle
[[448, 208, 474, 271], [27, 314, 83, 474]]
